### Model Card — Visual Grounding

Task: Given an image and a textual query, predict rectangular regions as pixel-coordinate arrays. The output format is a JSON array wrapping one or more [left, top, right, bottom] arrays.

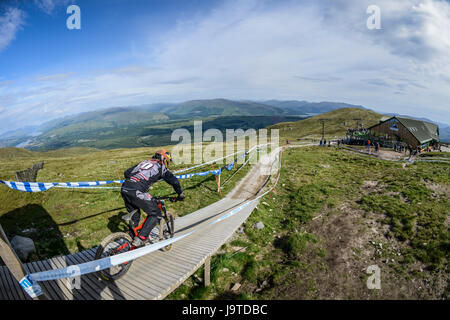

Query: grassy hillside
[[22, 115, 304, 151], [269, 108, 383, 141], [0, 147, 100, 159], [0, 141, 448, 299], [168, 146, 449, 300], [156, 99, 292, 117]]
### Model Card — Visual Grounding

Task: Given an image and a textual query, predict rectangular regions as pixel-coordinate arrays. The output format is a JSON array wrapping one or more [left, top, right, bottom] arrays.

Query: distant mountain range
[[1, 99, 448, 150], [261, 100, 366, 114]]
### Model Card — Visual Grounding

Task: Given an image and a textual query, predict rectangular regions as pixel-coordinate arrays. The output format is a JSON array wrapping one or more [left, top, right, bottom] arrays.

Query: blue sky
[[0, 0, 450, 133]]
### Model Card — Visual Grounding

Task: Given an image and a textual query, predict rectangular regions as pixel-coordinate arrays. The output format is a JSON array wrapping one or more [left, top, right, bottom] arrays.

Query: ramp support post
[[0, 224, 49, 300], [204, 256, 211, 287]]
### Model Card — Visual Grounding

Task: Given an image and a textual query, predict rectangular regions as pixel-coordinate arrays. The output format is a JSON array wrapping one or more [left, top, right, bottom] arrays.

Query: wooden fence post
[[204, 256, 211, 287], [0, 224, 49, 300]]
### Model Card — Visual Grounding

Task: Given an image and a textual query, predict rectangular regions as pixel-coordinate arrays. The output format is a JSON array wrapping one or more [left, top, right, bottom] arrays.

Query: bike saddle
[[122, 209, 139, 222]]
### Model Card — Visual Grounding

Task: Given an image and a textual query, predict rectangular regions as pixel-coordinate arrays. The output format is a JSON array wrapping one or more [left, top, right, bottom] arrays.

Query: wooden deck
[[0, 151, 275, 300]]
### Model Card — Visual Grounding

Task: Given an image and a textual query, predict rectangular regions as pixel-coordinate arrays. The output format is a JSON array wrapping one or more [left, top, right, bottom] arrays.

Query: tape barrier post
[[0, 224, 48, 300], [211, 164, 222, 196]]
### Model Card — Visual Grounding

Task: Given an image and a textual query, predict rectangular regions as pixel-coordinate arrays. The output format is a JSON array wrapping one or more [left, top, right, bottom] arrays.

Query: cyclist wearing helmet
[[121, 149, 185, 247]]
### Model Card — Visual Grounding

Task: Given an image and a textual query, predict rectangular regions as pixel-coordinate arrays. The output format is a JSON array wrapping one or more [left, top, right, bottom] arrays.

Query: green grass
[[167, 146, 449, 299], [1, 143, 448, 299]]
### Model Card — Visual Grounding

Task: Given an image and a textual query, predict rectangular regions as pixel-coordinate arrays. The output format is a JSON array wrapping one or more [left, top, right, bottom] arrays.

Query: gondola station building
[[367, 116, 440, 150]]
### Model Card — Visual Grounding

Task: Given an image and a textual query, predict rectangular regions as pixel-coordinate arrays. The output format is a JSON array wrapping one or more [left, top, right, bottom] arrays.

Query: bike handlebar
[[152, 196, 182, 202]]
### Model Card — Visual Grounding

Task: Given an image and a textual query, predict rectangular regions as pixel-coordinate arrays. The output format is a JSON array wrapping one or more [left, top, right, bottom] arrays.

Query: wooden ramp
[[0, 151, 277, 300]]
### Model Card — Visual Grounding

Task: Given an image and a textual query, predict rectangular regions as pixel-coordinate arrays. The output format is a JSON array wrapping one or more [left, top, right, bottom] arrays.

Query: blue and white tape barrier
[[17, 146, 283, 298], [0, 163, 235, 193], [0, 180, 124, 192], [1, 144, 273, 193], [24, 198, 256, 284]]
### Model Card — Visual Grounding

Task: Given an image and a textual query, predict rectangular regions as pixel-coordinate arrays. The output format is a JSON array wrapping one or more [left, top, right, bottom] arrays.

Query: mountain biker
[[121, 149, 185, 247]]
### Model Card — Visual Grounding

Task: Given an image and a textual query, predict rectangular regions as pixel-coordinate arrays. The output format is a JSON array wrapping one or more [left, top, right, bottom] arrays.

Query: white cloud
[[0, 7, 25, 52], [34, 0, 56, 15], [1, 0, 450, 132], [33, 0, 74, 15]]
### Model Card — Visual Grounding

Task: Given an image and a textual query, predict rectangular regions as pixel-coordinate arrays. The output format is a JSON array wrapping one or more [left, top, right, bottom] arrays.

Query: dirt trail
[[228, 148, 280, 200]]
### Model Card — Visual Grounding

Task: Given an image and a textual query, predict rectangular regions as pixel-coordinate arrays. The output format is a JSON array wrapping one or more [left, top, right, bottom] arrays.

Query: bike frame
[[112, 200, 171, 261], [130, 200, 168, 239], [96, 196, 178, 280]]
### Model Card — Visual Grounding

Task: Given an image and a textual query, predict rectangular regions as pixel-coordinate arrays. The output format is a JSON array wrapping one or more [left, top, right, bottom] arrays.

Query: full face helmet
[[153, 149, 172, 167]]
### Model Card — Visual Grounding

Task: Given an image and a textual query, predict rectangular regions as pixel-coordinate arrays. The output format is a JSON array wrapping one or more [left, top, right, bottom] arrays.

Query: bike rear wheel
[[95, 232, 133, 281], [159, 213, 174, 252]]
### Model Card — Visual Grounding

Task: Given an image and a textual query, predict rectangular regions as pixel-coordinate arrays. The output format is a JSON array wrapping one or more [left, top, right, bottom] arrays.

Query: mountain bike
[[95, 196, 178, 281]]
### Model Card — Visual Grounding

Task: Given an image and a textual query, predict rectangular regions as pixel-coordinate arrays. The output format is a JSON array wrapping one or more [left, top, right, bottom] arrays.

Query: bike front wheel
[[95, 232, 133, 281]]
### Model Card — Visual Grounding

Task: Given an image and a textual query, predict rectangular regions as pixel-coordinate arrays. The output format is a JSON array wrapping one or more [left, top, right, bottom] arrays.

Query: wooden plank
[[180, 241, 217, 256], [81, 249, 149, 300], [139, 253, 188, 280], [128, 259, 179, 291], [27, 261, 62, 300], [115, 254, 172, 296], [116, 267, 162, 300], [1, 265, 22, 300], [38, 259, 73, 300], [71, 251, 129, 301], [117, 267, 165, 299], [63, 253, 101, 300], [68, 251, 116, 300], [0, 266, 15, 300], [167, 249, 206, 265], [112, 261, 162, 300], [0, 266, 11, 299], [47, 256, 80, 300], [172, 250, 210, 268], [96, 253, 159, 300], [83, 248, 97, 258], [155, 262, 190, 283], [75, 249, 128, 300], [32, 260, 67, 300], [129, 254, 187, 290]]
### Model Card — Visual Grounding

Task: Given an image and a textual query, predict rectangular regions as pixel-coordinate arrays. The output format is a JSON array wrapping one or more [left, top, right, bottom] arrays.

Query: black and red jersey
[[123, 159, 182, 195]]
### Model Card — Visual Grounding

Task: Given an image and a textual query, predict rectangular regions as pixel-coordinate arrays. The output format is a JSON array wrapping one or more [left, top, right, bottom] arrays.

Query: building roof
[[369, 116, 440, 144]]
